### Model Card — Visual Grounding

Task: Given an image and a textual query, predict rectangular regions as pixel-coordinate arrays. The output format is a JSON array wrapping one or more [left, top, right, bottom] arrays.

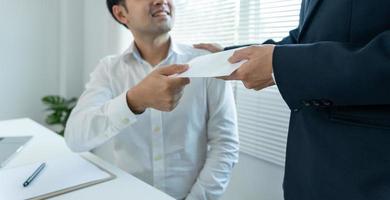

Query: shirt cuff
[[107, 91, 138, 131]]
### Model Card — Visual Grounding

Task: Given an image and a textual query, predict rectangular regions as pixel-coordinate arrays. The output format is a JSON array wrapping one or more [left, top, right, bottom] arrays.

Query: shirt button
[[312, 100, 321, 107], [321, 99, 333, 107], [154, 155, 162, 161], [122, 118, 130, 124], [302, 100, 311, 107], [154, 127, 161, 133]]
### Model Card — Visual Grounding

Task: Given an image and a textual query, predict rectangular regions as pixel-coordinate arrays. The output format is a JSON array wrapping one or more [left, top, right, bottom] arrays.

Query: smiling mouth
[[151, 10, 171, 17]]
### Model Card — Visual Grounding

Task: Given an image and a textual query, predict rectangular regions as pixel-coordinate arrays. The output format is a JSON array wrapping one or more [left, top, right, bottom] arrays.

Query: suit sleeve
[[273, 30, 390, 109], [223, 27, 300, 51], [263, 28, 300, 45]]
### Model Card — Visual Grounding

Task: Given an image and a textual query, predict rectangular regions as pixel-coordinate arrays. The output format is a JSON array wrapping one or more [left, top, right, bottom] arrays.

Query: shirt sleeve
[[186, 79, 239, 200], [64, 58, 139, 152]]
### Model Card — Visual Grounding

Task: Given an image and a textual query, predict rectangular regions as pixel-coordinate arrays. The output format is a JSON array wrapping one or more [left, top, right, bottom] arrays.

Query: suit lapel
[[298, 0, 321, 40]]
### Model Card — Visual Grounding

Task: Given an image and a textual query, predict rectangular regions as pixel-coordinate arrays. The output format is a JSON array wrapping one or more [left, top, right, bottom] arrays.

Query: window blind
[[172, 0, 239, 46], [172, 0, 301, 166], [238, 0, 301, 44], [236, 85, 290, 166], [235, 0, 300, 166]]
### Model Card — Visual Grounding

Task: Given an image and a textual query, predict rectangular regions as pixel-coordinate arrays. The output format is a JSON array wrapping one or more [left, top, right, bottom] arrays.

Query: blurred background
[[0, 0, 301, 199]]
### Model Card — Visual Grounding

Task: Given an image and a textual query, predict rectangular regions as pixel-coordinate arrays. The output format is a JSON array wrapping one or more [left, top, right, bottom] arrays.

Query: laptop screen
[[0, 136, 32, 168]]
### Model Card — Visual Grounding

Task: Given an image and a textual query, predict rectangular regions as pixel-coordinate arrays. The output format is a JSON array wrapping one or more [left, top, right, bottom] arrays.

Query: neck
[[133, 33, 171, 66]]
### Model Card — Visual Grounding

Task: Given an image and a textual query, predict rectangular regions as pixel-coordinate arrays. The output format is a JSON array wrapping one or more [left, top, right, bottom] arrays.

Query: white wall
[[58, 0, 85, 98], [0, 0, 121, 123], [0, 0, 61, 123], [222, 153, 285, 200], [83, 0, 125, 83]]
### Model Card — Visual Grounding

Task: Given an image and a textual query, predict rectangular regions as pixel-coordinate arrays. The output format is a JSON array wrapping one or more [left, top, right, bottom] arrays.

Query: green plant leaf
[[42, 96, 65, 106], [42, 95, 78, 137], [46, 112, 62, 125]]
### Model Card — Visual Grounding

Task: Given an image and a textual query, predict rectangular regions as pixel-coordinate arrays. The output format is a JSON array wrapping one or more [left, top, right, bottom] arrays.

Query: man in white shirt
[[64, 0, 239, 199]]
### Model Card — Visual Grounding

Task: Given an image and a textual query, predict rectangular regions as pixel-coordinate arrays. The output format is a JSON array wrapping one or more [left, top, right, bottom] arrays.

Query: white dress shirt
[[65, 40, 239, 200]]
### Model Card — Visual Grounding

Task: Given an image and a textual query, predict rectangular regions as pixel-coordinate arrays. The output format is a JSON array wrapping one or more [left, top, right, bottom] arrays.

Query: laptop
[[0, 136, 32, 168]]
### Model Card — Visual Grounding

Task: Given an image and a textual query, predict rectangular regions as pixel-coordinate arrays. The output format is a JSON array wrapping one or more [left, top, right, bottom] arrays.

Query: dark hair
[[106, 0, 128, 28]]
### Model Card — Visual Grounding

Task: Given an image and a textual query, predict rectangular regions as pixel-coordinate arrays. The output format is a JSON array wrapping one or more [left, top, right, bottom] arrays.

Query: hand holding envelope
[[176, 49, 247, 78], [181, 45, 275, 91], [220, 45, 276, 91], [175, 45, 275, 91]]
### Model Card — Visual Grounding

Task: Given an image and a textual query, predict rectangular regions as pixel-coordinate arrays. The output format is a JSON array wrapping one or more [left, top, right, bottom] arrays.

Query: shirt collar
[[122, 37, 185, 64], [169, 38, 185, 55]]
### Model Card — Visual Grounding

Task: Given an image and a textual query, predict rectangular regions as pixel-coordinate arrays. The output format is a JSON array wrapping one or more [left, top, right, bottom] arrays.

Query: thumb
[[228, 47, 252, 64], [157, 64, 189, 76]]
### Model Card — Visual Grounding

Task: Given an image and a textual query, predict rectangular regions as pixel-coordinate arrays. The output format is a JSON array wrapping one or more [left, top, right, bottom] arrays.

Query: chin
[[155, 24, 172, 34]]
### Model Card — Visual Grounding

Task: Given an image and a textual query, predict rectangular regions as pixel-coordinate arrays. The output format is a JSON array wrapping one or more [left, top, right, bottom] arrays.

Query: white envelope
[[176, 49, 247, 78]]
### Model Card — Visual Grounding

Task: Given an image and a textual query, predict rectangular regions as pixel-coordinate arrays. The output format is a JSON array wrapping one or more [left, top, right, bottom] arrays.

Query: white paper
[[177, 49, 247, 78], [0, 154, 111, 200]]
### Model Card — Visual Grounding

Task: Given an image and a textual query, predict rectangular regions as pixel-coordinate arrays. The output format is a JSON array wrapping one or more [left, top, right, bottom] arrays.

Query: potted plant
[[42, 95, 77, 136]]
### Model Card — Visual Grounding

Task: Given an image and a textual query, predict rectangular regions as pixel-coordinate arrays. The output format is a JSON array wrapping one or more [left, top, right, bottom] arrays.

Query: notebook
[[0, 154, 115, 200]]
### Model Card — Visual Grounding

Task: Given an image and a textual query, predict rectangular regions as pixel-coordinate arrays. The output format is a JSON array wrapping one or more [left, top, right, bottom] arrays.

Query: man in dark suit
[[196, 0, 390, 199]]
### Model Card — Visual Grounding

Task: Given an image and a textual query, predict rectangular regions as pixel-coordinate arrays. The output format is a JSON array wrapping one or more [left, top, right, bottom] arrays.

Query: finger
[[254, 86, 266, 91], [173, 90, 184, 102], [216, 75, 237, 81], [227, 70, 241, 80], [158, 64, 189, 76], [243, 81, 252, 89], [166, 93, 183, 112], [170, 99, 181, 111], [267, 79, 276, 87], [194, 43, 223, 53], [193, 44, 213, 53], [193, 43, 211, 49], [228, 47, 253, 64], [178, 85, 186, 93], [216, 70, 241, 80], [193, 43, 206, 48], [193, 43, 213, 48], [169, 77, 191, 87], [172, 85, 186, 95], [253, 82, 270, 91], [216, 76, 230, 80], [252, 79, 274, 91]]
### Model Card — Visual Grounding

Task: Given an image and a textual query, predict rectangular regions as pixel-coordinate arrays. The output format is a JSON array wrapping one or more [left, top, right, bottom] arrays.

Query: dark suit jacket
[[228, 0, 390, 199]]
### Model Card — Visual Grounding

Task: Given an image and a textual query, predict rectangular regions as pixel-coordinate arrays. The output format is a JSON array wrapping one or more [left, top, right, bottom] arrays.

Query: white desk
[[0, 118, 174, 200]]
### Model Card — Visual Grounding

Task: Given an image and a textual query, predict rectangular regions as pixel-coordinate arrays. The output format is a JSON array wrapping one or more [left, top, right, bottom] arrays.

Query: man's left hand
[[220, 45, 276, 91]]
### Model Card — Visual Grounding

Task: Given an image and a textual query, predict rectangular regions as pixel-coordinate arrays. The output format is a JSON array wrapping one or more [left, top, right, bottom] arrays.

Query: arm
[[263, 27, 300, 45], [64, 59, 139, 152], [195, 27, 299, 53], [186, 79, 239, 200], [196, 0, 304, 52], [65, 59, 190, 152], [224, 27, 300, 51], [273, 30, 390, 109]]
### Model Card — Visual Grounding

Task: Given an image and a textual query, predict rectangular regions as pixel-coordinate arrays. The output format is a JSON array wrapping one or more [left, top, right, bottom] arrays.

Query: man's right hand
[[126, 64, 190, 114]]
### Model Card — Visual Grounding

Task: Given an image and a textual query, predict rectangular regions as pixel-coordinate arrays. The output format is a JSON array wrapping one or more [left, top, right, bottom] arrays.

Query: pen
[[23, 162, 46, 187]]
